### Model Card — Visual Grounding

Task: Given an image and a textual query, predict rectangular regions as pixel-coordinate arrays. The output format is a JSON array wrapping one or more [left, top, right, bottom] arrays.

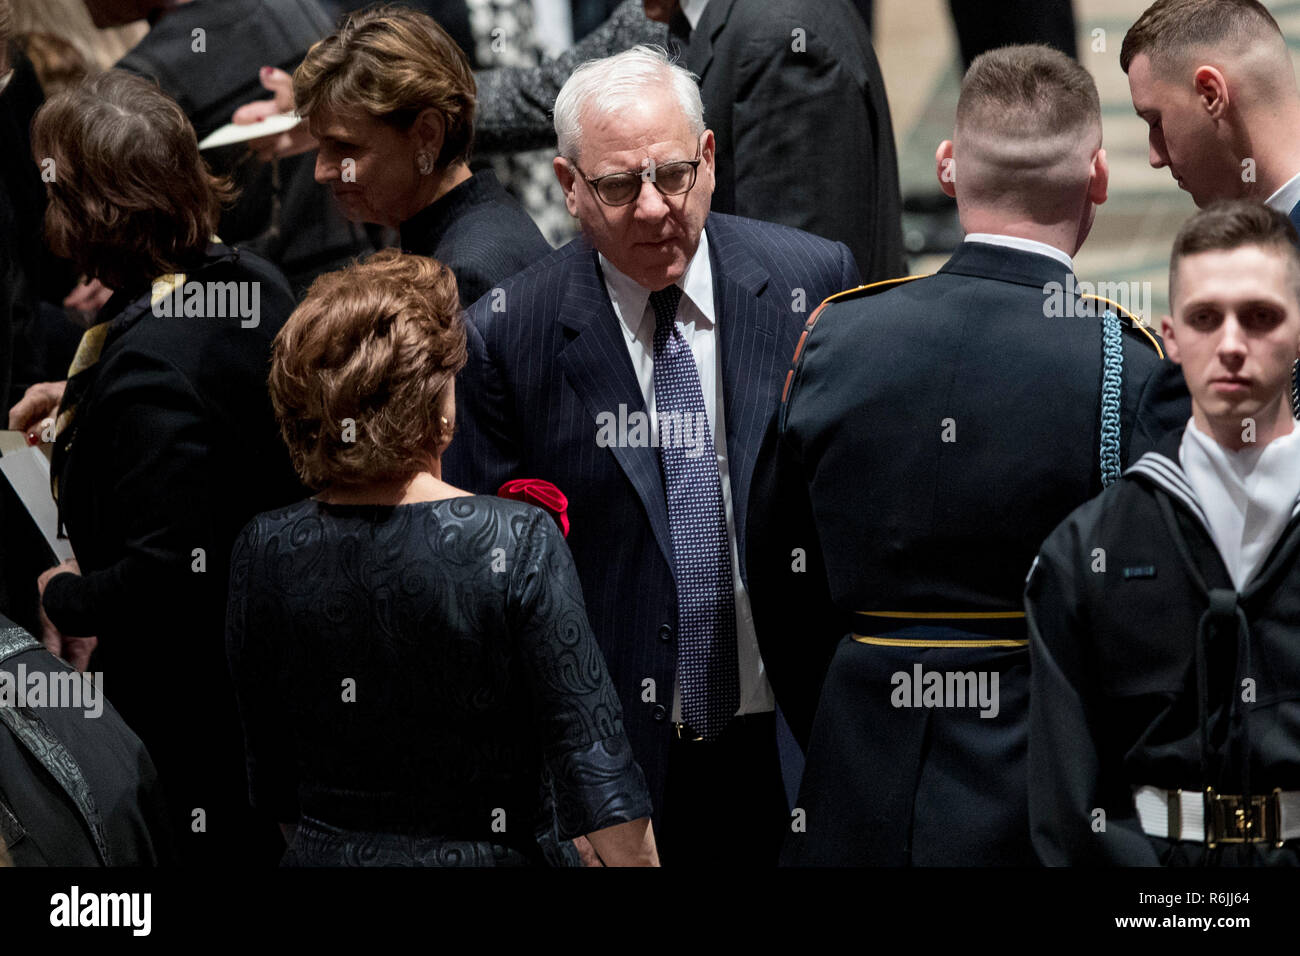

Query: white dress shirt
[[679, 0, 710, 30], [1265, 170, 1300, 219], [963, 232, 1074, 270], [598, 230, 775, 720], [1179, 418, 1300, 590]]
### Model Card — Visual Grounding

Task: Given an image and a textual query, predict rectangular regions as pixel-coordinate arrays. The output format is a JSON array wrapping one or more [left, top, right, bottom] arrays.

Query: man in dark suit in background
[[443, 45, 859, 866], [81, 0, 374, 292], [747, 44, 1190, 866], [1124, 0, 1300, 233], [647, 0, 903, 281]]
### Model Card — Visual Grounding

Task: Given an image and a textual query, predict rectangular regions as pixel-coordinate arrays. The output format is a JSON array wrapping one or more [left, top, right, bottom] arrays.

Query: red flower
[[497, 478, 570, 538]]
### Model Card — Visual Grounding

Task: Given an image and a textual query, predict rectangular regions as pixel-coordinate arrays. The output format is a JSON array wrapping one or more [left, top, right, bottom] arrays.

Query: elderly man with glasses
[[443, 44, 859, 867]]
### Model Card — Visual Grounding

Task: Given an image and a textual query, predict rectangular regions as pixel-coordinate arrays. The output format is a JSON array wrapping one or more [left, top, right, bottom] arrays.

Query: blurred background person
[[0, 0, 83, 637], [20, 70, 304, 865], [292, 4, 551, 307], [79, 0, 375, 294], [229, 250, 657, 867]]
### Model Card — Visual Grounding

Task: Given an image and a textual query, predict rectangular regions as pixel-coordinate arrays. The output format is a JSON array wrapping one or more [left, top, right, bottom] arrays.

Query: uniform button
[[658, 623, 674, 642], [651, 704, 668, 722]]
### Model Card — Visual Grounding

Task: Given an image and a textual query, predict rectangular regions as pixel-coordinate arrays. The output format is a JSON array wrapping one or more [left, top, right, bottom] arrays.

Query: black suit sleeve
[[42, 352, 222, 638], [1129, 359, 1191, 463], [746, 411, 851, 750], [443, 315, 525, 494], [1025, 523, 1160, 865]]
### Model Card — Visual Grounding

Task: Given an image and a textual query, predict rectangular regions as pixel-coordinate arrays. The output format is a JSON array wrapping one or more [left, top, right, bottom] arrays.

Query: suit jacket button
[[658, 623, 674, 642], [651, 704, 668, 722]]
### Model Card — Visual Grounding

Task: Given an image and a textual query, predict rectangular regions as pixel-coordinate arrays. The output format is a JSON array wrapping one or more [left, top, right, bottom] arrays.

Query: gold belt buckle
[[1205, 788, 1282, 847], [673, 721, 704, 742]]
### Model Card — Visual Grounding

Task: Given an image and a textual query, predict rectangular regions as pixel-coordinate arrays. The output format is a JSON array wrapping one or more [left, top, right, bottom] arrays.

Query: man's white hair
[[553, 45, 704, 162]]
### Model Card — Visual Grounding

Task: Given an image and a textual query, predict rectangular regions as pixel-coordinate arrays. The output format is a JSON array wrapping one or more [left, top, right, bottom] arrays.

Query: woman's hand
[[64, 277, 114, 325], [584, 817, 659, 867], [233, 66, 318, 161], [8, 380, 67, 440]]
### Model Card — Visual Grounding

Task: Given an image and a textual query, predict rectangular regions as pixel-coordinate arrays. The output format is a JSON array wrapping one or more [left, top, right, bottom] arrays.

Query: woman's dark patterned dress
[[225, 495, 651, 866]]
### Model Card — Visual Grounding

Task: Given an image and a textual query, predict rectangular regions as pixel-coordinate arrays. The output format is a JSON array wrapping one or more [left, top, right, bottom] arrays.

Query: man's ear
[[1194, 65, 1230, 118], [935, 140, 956, 198], [1088, 147, 1109, 206], [553, 156, 579, 217], [1161, 314, 1181, 364]]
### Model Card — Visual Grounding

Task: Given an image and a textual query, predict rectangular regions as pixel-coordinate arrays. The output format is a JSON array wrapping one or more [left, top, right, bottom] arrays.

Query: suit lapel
[[709, 219, 789, 567], [557, 248, 676, 572], [685, 0, 737, 81]]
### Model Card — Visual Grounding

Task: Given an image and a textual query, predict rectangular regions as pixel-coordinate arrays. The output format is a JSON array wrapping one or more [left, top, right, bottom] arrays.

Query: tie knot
[[649, 285, 684, 333]]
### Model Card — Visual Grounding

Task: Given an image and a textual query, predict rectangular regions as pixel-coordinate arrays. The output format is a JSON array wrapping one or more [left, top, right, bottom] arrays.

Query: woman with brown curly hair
[[226, 249, 657, 867], [28, 68, 304, 866], [292, 4, 552, 307]]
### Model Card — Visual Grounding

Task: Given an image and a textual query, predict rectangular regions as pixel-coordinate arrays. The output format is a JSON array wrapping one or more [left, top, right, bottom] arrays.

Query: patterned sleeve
[[474, 0, 667, 154], [508, 508, 653, 839]]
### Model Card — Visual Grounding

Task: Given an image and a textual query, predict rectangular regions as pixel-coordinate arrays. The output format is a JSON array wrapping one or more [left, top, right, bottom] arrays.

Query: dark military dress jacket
[[746, 240, 1190, 865], [1027, 425, 1300, 865]]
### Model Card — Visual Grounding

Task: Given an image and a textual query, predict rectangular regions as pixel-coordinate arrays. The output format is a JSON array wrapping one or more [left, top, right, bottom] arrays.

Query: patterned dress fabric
[[226, 495, 651, 866]]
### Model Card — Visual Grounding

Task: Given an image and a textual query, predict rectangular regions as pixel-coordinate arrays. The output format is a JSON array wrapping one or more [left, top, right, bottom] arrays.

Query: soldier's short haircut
[[1121, 0, 1284, 73], [952, 45, 1101, 219], [956, 43, 1100, 141], [1169, 200, 1300, 306]]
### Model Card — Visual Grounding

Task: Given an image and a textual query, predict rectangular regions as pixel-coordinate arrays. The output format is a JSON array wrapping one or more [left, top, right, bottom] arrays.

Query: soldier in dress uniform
[[745, 44, 1191, 866], [1028, 200, 1300, 865]]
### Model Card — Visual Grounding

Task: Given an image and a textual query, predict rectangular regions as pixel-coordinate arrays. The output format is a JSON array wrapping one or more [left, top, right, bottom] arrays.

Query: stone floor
[[874, 0, 1300, 322]]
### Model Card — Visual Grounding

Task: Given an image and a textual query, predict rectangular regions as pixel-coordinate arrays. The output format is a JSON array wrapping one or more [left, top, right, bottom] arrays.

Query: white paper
[[198, 112, 302, 150], [0, 443, 75, 563]]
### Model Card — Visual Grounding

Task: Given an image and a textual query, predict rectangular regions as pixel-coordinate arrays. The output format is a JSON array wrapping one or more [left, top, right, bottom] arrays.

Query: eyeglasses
[[573, 143, 703, 207]]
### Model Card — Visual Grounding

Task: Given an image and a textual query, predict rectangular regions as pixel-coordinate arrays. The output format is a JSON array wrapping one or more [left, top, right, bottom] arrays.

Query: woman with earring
[[294, 5, 552, 307], [226, 250, 657, 866]]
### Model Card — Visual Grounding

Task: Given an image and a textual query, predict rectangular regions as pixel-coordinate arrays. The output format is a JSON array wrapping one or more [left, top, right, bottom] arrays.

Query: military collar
[[1125, 424, 1300, 539], [937, 240, 1075, 293]]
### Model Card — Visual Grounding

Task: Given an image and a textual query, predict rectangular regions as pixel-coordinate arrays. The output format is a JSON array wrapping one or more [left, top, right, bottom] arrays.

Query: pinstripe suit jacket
[[443, 212, 860, 816]]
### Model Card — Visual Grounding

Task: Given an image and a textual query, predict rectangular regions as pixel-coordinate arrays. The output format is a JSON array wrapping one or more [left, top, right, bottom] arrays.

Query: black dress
[[399, 168, 552, 308], [225, 495, 652, 866]]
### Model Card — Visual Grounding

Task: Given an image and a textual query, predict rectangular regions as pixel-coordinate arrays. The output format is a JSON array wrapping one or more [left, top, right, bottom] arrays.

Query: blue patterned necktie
[[649, 284, 739, 741]]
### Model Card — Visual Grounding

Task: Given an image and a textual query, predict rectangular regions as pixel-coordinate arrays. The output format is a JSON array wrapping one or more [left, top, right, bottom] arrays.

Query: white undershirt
[[1179, 418, 1300, 590], [599, 230, 775, 720], [963, 233, 1074, 270], [1264, 169, 1300, 218]]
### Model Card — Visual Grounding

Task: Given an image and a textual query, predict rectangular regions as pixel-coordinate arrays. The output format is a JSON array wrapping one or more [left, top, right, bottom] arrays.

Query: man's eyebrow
[[1181, 296, 1286, 312]]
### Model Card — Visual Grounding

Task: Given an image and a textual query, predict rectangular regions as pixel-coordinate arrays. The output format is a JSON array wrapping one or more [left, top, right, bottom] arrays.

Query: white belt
[[1134, 786, 1300, 846]]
